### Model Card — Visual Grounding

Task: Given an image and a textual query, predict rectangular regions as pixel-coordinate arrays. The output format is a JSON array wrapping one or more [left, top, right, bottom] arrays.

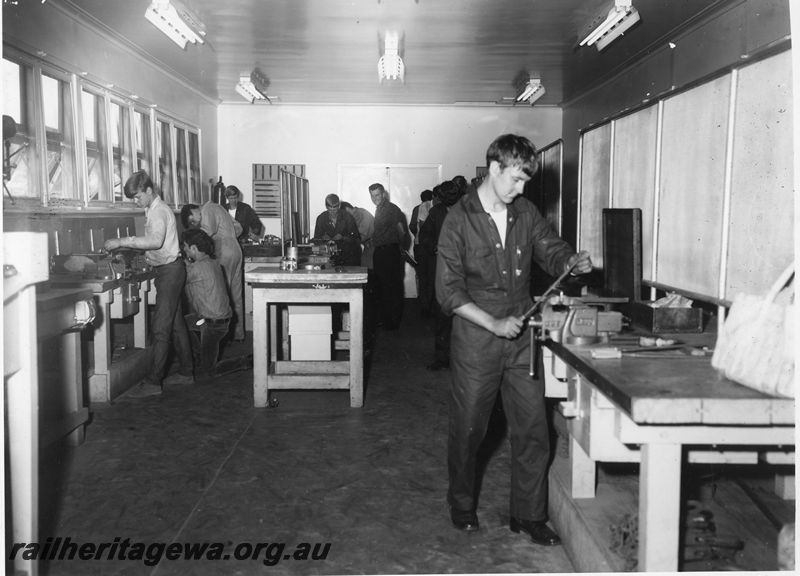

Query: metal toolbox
[[623, 301, 704, 334]]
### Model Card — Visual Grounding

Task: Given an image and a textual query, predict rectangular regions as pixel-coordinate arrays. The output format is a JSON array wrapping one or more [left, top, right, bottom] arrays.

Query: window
[[82, 88, 110, 202], [175, 125, 188, 205], [188, 130, 200, 202], [156, 118, 173, 205], [2, 57, 39, 200], [41, 70, 78, 202], [2, 48, 201, 209], [134, 108, 153, 175], [110, 100, 133, 202]]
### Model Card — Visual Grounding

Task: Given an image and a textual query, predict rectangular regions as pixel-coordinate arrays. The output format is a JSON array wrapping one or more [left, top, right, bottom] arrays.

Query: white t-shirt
[[489, 208, 508, 248]]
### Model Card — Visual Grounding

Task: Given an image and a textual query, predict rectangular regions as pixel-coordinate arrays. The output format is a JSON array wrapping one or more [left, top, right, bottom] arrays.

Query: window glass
[[2, 58, 38, 200], [42, 71, 78, 202], [156, 118, 173, 205], [134, 108, 153, 176], [175, 126, 188, 205], [82, 88, 110, 202], [188, 131, 201, 202], [111, 100, 132, 202]]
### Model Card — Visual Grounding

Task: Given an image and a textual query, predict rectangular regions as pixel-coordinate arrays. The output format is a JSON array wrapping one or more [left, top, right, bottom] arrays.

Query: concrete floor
[[23, 300, 795, 575], [35, 304, 576, 576]]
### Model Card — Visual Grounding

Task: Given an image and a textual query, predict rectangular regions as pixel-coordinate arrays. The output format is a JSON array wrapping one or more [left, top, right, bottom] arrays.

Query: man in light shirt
[[104, 170, 194, 396]]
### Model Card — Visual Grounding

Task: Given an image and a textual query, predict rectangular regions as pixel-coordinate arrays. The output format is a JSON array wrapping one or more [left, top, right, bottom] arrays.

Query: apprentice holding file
[[436, 133, 591, 544], [104, 170, 194, 396]]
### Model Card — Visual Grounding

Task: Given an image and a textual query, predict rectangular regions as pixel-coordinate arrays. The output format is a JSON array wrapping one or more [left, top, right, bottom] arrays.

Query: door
[[338, 164, 441, 298]]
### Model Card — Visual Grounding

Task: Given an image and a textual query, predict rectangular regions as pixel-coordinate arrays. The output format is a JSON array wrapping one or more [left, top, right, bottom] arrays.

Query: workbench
[[6, 280, 94, 576], [544, 339, 795, 572], [242, 254, 282, 332], [246, 266, 368, 408], [49, 270, 155, 403]]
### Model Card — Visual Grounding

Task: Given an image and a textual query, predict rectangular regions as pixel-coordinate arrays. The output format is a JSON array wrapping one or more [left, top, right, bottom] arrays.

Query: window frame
[[2, 45, 203, 212], [38, 63, 80, 207], [2, 51, 43, 206], [109, 96, 135, 204]]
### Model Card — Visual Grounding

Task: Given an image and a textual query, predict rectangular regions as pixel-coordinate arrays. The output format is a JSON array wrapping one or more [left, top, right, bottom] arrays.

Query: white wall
[[217, 104, 562, 235]]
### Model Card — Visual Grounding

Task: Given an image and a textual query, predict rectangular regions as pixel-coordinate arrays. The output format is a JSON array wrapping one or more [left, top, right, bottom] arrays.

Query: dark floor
[[23, 300, 795, 575], [35, 302, 575, 576]]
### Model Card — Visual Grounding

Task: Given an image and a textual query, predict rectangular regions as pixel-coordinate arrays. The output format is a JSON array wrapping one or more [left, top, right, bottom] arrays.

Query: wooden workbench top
[[46, 269, 155, 293], [34, 285, 93, 310], [246, 266, 368, 284], [545, 340, 795, 426]]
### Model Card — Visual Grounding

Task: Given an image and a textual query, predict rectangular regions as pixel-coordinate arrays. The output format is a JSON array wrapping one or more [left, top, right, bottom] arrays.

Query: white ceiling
[[61, 0, 728, 106]]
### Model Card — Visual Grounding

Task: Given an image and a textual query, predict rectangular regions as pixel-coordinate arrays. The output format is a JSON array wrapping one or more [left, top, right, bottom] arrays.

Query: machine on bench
[[524, 264, 626, 378], [50, 249, 150, 280], [49, 249, 151, 320]]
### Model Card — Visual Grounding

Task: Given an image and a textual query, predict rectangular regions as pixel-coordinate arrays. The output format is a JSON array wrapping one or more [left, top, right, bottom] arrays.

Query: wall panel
[[578, 124, 611, 266], [612, 105, 658, 281], [657, 76, 730, 297], [726, 50, 794, 296]]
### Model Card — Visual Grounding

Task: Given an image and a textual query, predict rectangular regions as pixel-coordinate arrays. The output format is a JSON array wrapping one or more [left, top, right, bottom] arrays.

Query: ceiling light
[[579, 0, 640, 51], [514, 77, 545, 106], [378, 30, 405, 83], [235, 69, 271, 103], [145, 0, 206, 49]]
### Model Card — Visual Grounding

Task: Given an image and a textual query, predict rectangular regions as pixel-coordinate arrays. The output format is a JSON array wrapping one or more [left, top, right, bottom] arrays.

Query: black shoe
[[509, 517, 561, 546], [426, 360, 450, 371], [450, 507, 479, 532]]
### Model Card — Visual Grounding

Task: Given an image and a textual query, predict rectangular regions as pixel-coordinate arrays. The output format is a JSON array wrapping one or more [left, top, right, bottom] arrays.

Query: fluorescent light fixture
[[579, 0, 640, 51], [515, 78, 545, 105], [235, 69, 270, 103], [145, 0, 206, 49], [378, 30, 405, 83]]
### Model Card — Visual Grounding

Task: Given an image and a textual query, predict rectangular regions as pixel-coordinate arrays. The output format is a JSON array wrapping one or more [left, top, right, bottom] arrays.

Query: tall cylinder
[[212, 176, 225, 204]]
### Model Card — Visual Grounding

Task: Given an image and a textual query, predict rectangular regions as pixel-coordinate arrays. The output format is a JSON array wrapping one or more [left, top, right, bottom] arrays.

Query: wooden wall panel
[[726, 51, 794, 297], [612, 105, 658, 281], [541, 143, 562, 234], [657, 76, 730, 297], [579, 124, 611, 266]]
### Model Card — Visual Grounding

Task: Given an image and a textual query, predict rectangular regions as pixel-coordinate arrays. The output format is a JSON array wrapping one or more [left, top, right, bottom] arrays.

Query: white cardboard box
[[288, 305, 332, 360], [290, 334, 332, 361], [287, 305, 332, 334]]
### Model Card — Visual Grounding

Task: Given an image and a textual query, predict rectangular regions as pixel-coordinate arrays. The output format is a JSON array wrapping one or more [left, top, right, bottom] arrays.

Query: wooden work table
[[246, 266, 368, 408], [47, 270, 156, 403], [543, 339, 795, 572]]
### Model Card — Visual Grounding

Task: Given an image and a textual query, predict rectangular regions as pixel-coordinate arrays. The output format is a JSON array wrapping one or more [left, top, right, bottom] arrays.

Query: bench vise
[[527, 297, 624, 377]]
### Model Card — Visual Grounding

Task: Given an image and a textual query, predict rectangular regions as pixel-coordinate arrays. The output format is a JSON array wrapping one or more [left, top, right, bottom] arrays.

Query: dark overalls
[[436, 190, 573, 521]]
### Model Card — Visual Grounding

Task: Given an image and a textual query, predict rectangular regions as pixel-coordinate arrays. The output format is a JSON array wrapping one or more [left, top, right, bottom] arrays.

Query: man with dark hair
[[452, 175, 469, 197], [410, 189, 434, 316], [104, 170, 194, 396], [224, 185, 263, 243], [341, 201, 375, 270], [419, 179, 462, 371], [436, 134, 592, 544], [181, 201, 245, 341], [313, 193, 361, 267], [369, 183, 410, 330], [181, 228, 232, 382]]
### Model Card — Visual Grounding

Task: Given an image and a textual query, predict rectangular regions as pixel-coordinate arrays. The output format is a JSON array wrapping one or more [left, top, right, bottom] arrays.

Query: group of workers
[[106, 133, 592, 550], [311, 184, 410, 333], [103, 176, 263, 396]]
